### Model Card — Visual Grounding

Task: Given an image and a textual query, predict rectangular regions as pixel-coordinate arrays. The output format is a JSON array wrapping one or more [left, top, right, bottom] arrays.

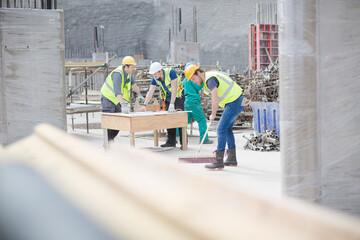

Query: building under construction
[[1, 0, 360, 239]]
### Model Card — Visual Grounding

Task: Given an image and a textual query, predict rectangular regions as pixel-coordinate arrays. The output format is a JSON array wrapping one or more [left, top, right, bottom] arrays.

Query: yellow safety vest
[[100, 66, 131, 105], [154, 68, 183, 99], [203, 71, 242, 108]]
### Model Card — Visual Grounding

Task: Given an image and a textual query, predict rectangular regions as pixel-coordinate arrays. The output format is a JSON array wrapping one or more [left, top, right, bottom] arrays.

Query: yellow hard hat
[[122, 56, 137, 65], [185, 64, 199, 80]]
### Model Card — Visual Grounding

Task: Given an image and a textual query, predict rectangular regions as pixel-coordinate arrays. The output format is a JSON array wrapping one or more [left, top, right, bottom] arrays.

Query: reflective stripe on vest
[[100, 66, 131, 105], [204, 71, 242, 108], [154, 68, 183, 99]]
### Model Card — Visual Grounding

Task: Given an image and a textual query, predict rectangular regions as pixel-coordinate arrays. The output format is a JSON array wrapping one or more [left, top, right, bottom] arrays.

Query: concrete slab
[[67, 111, 281, 198]]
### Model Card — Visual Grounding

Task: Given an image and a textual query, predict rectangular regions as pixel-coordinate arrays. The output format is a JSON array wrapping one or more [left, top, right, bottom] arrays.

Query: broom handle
[[196, 120, 213, 156]]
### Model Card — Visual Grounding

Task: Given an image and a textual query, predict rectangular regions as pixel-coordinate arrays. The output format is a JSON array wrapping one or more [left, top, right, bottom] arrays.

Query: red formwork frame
[[248, 24, 278, 76]]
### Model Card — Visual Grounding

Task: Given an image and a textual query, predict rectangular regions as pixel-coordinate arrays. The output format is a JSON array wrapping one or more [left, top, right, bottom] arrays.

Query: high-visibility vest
[[100, 66, 131, 105], [203, 71, 242, 108], [154, 68, 183, 100]]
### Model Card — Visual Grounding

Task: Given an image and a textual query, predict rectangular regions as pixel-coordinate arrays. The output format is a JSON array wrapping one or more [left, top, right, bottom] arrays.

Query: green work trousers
[[185, 102, 209, 142]]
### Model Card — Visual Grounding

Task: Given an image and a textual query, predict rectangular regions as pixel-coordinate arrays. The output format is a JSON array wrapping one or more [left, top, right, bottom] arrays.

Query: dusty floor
[[67, 112, 282, 199]]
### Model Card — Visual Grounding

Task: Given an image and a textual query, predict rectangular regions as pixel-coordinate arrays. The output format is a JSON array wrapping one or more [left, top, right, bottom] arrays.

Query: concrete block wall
[[59, 0, 276, 71]]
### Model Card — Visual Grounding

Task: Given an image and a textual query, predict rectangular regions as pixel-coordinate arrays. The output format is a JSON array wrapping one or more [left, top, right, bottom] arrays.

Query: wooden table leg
[[103, 129, 108, 150], [154, 130, 159, 147], [182, 127, 187, 150], [130, 132, 135, 147], [71, 114, 74, 130], [190, 121, 193, 136], [86, 112, 89, 134]]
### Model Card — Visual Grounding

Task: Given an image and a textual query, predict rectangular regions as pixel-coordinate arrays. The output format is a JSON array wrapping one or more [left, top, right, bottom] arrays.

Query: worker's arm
[[170, 78, 178, 104], [167, 78, 178, 112], [210, 87, 219, 121], [112, 72, 126, 104], [191, 80, 204, 92], [139, 85, 156, 112], [144, 85, 156, 105], [132, 83, 141, 94], [116, 94, 130, 113], [116, 95, 126, 104], [132, 83, 145, 101]]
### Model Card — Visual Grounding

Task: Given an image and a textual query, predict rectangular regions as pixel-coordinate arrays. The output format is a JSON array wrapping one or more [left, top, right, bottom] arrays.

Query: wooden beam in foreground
[[0, 123, 360, 240]]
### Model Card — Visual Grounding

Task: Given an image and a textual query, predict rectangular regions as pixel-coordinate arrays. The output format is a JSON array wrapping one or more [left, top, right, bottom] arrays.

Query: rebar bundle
[[243, 125, 280, 152]]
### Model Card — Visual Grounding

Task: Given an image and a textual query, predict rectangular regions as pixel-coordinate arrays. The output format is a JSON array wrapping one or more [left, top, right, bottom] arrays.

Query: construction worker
[[182, 62, 213, 145], [100, 56, 144, 141], [185, 64, 247, 170], [139, 62, 185, 148]]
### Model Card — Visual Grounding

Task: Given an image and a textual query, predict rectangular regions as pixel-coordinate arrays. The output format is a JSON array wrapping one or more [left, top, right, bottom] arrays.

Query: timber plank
[[1, 124, 359, 240]]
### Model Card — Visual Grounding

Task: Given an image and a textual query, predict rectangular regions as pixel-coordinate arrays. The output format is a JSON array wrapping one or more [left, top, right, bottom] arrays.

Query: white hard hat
[[149, 62, 163, 74]]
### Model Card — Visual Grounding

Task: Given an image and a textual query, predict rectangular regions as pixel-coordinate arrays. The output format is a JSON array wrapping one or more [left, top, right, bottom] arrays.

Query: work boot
[[160, 142, 176, 148], [205, 150, 225, 170], [161, 129, 176, 147], [224, 148, 237, 166]]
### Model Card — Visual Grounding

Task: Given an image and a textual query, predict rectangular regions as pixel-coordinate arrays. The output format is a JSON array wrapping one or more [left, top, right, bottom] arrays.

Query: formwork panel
[[0, 9, 66, 146], [170, 41, 200, 64]]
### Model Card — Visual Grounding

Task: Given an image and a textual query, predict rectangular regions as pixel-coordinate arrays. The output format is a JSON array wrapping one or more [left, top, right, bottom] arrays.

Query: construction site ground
[[67, 112, 281, 199]]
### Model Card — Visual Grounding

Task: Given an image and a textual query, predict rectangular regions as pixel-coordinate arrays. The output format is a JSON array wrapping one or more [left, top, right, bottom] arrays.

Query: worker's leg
[[161, 101, 176, 147], [163, 128, 176, 145], [185, 103, 194, 124], [216, 116, 229, 151], [101, 97, 121, 141], [223, 97, 244, 167], [175, 96, 185, 146], [225, 122, 236, 149], [216, 96, 244, 151], [225, 96, 245, 149], [191, 103, 209, 142], [175, 95, 185, 110]]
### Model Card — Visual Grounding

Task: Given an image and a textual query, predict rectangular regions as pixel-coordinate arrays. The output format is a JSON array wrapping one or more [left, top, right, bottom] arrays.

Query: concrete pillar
[[280, 0, 360, 216], [0, 9, 66, 146], [279, 0, 320, 202]]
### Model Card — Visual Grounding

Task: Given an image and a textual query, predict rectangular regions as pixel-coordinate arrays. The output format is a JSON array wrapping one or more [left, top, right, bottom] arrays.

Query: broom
[[178, 120, 216, 163]]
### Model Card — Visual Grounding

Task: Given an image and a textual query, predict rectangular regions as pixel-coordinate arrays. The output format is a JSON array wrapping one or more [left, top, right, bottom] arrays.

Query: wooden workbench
[[101, 111, 188, 150], [67, 103, 102, 132]]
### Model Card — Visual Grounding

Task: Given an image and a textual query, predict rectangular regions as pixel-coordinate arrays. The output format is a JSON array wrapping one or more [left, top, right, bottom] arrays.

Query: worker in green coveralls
[[182, 62, 213, 145]]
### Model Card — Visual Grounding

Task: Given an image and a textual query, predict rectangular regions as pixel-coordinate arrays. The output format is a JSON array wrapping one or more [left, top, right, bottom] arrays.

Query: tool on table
[[178, 120, 216, 163]]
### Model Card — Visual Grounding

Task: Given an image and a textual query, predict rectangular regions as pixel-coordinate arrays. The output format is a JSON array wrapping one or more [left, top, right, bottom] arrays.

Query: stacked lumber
[[1, 124, 359, 240]]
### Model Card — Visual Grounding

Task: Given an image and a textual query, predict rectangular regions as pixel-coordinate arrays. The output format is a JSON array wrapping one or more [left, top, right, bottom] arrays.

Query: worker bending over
[[100, 56, 144, 141], [139, 62, 185, 149], [182, 62, 213, 145], [185, 64, 247, 170]]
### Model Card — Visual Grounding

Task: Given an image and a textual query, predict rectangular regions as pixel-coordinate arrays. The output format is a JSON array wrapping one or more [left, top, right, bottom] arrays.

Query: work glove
[[168, 103, 175, 112], [137, 94, 145, 104], [241, 97, 251, 106], [121, 102, 130, 114]]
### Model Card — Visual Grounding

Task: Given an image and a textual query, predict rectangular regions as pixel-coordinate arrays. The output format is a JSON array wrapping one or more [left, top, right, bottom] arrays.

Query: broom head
[[178, 155, 216, 163]]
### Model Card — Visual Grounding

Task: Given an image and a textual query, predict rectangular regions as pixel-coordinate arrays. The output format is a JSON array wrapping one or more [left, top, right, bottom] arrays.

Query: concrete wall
[[169, 41, 200, 64], [0, 9, 66, 146], [59, 0, 275, 71], [280, 0, 360, 216]]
